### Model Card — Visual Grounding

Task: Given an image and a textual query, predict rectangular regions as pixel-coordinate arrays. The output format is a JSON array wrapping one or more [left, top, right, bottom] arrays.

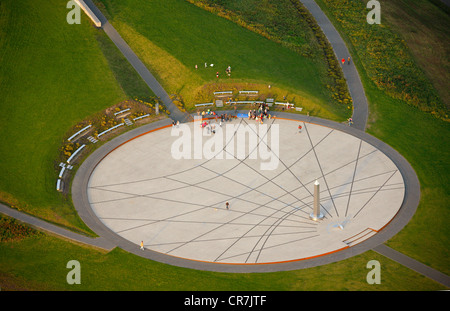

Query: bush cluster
[[0, 215, 43, 242], [134, 96, 170, 115], [61, 142, 80, 158], [58, 96, 166, 166]]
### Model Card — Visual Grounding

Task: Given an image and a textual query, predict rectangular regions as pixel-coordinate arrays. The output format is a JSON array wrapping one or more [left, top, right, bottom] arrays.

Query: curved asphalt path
[[299, 0, 368, 131], [1, 0, 448, 287]]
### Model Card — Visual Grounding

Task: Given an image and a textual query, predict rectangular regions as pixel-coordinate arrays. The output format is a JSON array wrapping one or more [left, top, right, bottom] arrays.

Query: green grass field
[[0, 0, 156, 233], [0, 222, 444, 291], [0, 0, 129, 233], [0, 0, 449, 291]]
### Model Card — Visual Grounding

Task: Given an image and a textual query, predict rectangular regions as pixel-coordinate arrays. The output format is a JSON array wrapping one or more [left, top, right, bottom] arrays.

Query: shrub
[[316, 0, 447, 121], [0, 215, 43, 242]]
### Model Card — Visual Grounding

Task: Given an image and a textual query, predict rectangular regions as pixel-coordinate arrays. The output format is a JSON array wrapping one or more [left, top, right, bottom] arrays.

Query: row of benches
[[196, 91, 302, 110], [56, 162, 74, 192], [213, 90, 259, 97], [57, 113, 152, 192], [67, 113, 152, 143]]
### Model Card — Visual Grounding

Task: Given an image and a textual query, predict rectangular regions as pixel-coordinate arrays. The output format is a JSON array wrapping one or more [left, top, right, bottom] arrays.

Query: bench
[[59, 162, 73, 170], [67, 144, 86, 164], [67, 124, 92, 142], [97, 123, 124, 138], [114, 108, 131, 116], [195, 103, 214, 107], [59, 166, 66, 178], [275, 102, 294, 108], [214, 91, 233, 97], [133, 114, 150, 121], [229, 101, 265, 105], [74, 0, 102, 27], [239, 90, 259, 96], [56, 179, 63, 192]]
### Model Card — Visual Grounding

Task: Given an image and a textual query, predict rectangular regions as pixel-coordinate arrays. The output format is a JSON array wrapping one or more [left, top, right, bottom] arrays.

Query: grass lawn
[[0, 229, 444, 291], [379, 0, 449, 110], [0, 0, 129, 232]]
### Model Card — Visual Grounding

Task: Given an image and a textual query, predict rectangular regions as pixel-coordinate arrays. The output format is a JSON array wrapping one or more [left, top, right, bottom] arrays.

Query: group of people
[[195, 109, 237, 134], [341, 57, 351, 65], [200, 120, 217, 134], [198, 109, 235, 122], [248, 103, 271, 124], [194, 63, 232, 79]]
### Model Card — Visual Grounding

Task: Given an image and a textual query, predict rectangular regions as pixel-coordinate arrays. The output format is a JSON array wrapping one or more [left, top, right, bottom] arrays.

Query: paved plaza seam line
[[93, 181, 404, 226], [345, 140, 362, 217], [353, 170, 398, 218], [145, 231, 318, 251], [89, 140, 396, 220], [304, 123, 339, 217], [221, 119, 316, 214], [221, 234, 321, 263], [198, 165, 313, 219], [251, 203, 312, 263]]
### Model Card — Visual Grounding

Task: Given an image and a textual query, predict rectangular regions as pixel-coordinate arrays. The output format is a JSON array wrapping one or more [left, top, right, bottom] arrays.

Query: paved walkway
[[373, 244, 450, 288], [0, 203, 115, 251]]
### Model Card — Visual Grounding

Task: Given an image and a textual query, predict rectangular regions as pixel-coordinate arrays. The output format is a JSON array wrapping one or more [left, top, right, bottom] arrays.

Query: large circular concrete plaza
[[71, 113, 419, 272]]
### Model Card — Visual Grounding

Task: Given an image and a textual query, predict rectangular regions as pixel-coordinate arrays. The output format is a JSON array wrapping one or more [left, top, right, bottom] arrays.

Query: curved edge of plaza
[[71, 112, 420, 273]]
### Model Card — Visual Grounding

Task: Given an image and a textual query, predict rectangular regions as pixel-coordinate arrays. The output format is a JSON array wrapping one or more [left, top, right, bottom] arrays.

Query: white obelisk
[[310, 180, 324, 221]]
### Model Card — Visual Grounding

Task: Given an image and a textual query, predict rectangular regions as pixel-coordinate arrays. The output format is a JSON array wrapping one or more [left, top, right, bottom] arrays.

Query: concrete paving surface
[[87, 117, 405, 265]]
